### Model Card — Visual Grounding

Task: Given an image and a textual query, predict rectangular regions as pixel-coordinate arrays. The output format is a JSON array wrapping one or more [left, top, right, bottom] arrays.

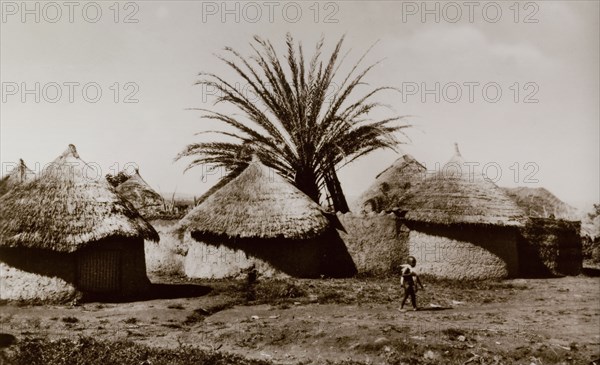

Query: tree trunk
[[294, 168, 321, 205], [324, 165, 349, 213]]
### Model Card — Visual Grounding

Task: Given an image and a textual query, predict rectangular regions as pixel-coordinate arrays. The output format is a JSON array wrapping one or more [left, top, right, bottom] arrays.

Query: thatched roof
[[398, 144, 525, 226], [177, 156, 330, 239], [352, 154, 426, 213], [194, 164, 246, 207], [0, 159, 35, 196], [582, 215, 600, 239], [0, 144, 159, 252], [501, 186, 579, 220], [116, 168, 165, 218]]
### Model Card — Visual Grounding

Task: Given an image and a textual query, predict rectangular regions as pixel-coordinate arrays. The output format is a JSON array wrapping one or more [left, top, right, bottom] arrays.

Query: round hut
[[397, 144, 525, 279], [116, 168, 165, 219], [352, 154, 426, 213], [502, 186, 579, 220], [0, 158, 35, 196], [177, 156, 356, 279], [0, 144, 159, 302], [502, 186, 583, 276]]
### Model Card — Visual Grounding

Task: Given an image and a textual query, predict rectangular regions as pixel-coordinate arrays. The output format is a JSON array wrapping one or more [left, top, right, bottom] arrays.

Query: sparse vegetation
[[163, 323, 183, 329], [4, 333, 592, 365], [184, 299, 241, 326], [253, 279, 307, 304], [1, 276, 596, 365], [236, 276, 527, 307], [183, 310, 205, 326], [167, 303, 185, 310], [0, 314, 14, 324], [24, 318, 42, 329], [317, 290, 347, 304], [61, 317, 78, 324], [5, 336, 273, 365], [123, 317, 138, 325]]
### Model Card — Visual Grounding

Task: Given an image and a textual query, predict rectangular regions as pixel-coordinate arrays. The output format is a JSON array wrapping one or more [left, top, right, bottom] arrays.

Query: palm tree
[[177, 34, 409, 212]]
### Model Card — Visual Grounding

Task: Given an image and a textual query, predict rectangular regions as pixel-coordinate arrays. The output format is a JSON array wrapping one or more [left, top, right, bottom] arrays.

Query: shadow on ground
[[417, 306, 453, 312], [582, 267, 600, 277], [82, 283, 212, 303]]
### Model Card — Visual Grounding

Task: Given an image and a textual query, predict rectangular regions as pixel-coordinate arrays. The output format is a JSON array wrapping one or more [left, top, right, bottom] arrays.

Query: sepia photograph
[[0, 1, 599, 364]]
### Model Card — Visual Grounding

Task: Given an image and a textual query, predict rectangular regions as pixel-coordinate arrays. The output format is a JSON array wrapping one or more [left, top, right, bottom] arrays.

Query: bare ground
[[1, 275, 599, 365]]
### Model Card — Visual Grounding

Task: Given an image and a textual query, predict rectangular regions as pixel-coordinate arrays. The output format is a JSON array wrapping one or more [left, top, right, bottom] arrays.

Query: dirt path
[[1, 276, 599, 364]]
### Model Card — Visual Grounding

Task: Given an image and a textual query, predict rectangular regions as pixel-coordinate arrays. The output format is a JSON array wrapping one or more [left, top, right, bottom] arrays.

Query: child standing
[[399, 256, 425, 311]]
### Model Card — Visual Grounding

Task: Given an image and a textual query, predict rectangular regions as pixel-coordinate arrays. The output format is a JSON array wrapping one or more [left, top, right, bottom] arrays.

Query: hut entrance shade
[[399, 144, 525, 226], [177, 157, 330, 239], [0, 144, 159, 252]]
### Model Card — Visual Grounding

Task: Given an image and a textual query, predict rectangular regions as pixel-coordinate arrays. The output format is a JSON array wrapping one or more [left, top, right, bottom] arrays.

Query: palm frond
[[178, 34, 410, 210]]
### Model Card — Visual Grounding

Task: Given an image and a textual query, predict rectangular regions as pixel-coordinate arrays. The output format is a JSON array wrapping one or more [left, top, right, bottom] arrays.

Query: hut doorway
[[77, 250, 121, 293]]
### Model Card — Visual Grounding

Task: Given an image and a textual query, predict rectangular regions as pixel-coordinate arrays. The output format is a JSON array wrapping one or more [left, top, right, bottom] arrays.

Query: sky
[[1, 1, 599, 211]]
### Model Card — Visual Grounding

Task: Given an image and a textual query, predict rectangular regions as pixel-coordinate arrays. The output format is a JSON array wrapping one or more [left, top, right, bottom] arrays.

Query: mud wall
[[0, 238, 151, 302], [184, 235, 284, 279], [147, 219, 341, 279], [147, 215, 582, 280], [0, 247, 80, 303], [405, 223, 519, 280], [335, 212, 408, 276], [184, 230, 356, 279], [145, 219, 186, 276], [518, 218, 582, 277]]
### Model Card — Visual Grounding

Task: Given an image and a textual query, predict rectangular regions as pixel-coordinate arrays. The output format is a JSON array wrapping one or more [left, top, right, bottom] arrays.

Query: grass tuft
[[61, 317, 78, 324]]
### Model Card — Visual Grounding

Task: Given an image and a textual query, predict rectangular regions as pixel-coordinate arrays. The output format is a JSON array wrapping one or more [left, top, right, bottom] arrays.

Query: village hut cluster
[[352, 144, 583, 279], [0, 145, 158, 302], [156, 143, 583, 280], [392, 145, 524, 279], [0, 142, 585, 302]]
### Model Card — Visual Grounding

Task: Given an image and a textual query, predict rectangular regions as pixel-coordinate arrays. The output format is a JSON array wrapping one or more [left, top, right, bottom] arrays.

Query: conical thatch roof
[[194, 164, 246, 207], [116, 168, 165, 218], [501, 186, 579, 220], [0, 144, 159, 252], [398, 144, 525, 226], [582, 215, 600, 239], [0, 159, 35, 196], [177, 156, 330, 239], [352, 154, 426, 213]]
